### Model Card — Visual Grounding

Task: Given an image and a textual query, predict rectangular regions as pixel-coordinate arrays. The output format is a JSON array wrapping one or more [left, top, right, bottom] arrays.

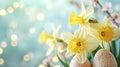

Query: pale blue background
[[0, 0, 120, 67]]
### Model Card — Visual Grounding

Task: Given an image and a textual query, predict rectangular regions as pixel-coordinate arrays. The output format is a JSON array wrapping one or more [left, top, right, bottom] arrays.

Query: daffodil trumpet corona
[[39, 31, 63, 44]]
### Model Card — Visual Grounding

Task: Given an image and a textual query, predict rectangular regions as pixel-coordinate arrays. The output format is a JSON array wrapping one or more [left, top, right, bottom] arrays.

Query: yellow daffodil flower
[[89, 18, 120, 49], [61, 28, 99, 63], [69, 2, 94, 26], [39, 25, 61, 56], [46, 25, 62, 56]]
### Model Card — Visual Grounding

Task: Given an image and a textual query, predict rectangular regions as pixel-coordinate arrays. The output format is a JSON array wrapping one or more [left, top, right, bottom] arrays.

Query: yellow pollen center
[[98, 26, 114, 42], [76, 42, 81, 46], [101, 32, 105, 36], [68, 37, 85, 53]]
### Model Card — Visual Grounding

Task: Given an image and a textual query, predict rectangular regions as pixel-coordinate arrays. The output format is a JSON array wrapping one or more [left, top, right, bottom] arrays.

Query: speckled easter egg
[[70, 55, 91, 67], [93, 49, 117, 67]]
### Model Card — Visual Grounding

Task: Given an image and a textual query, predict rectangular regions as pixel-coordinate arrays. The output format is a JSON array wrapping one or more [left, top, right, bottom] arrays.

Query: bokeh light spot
[[11, 34, 18, 41], [0, 48, 3, 54], [0, 58, 4, 65], [54, 65, 60, 67], [29, 28, 36, 34], [23, 54, 30, 61], [52, 56, 58, 62], [13, 2, 19, 8], [36, 13, 44, 21], [38, 64, 44, 67], [11, 41, 17, 47], [0, 9, 7, 16], [7, 6, 14, 13], [46, 3, 53, 10], [1, 41, 7, 48], [9, 21, 18, 29]]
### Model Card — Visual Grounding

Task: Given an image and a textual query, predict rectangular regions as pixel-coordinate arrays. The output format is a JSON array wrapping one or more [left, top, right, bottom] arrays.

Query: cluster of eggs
[[70, 49, 117, 67]]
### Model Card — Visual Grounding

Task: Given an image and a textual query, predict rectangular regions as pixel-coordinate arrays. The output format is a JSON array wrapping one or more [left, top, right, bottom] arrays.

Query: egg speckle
[[70, 55, 91, 67], [93, 49, 117, 67]]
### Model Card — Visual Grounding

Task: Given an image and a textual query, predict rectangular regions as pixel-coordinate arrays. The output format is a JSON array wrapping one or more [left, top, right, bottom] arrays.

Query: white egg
[[93, 49, 117, 67], [70, 55, 91, 67]]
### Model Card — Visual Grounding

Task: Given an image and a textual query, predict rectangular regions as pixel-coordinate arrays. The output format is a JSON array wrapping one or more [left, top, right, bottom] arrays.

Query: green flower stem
[[56, 38, 64, 43], [57, 55, 69, 67], [89, 52, 94, 63], [97, 1, 119, 27], [63, 53, 69, 65]]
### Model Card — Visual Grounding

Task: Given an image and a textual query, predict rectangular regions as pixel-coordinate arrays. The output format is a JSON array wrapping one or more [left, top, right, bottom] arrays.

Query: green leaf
[[110, 40, 117, 58], [117, 53, 120, 67], [57, 55, 65, 65], [117, 42, 120, 67]]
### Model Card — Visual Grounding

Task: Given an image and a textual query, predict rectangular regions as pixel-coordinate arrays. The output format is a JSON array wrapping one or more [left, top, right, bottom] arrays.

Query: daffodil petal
[[52, 24, 61, 37], [81, 2, 86, 17], [61, 32, 73, 43], [100, 17, 111, 26], [83, 49, 88, 63], [85, 7, 94, 21], [75, 50, 87, 64], [74, 27, 88, 40], [46, 47, 54, 56], [46, 39, 56, 47], [65, 49, 74, 57], [113, 28, 120, 40], [88, 24, 99, 37], [89, 23, 100, 30], [86, 35, 99, 52]]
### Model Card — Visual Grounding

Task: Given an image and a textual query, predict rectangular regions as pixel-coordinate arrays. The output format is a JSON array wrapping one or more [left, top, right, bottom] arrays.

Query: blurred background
[[0, 0, 120, 67]]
